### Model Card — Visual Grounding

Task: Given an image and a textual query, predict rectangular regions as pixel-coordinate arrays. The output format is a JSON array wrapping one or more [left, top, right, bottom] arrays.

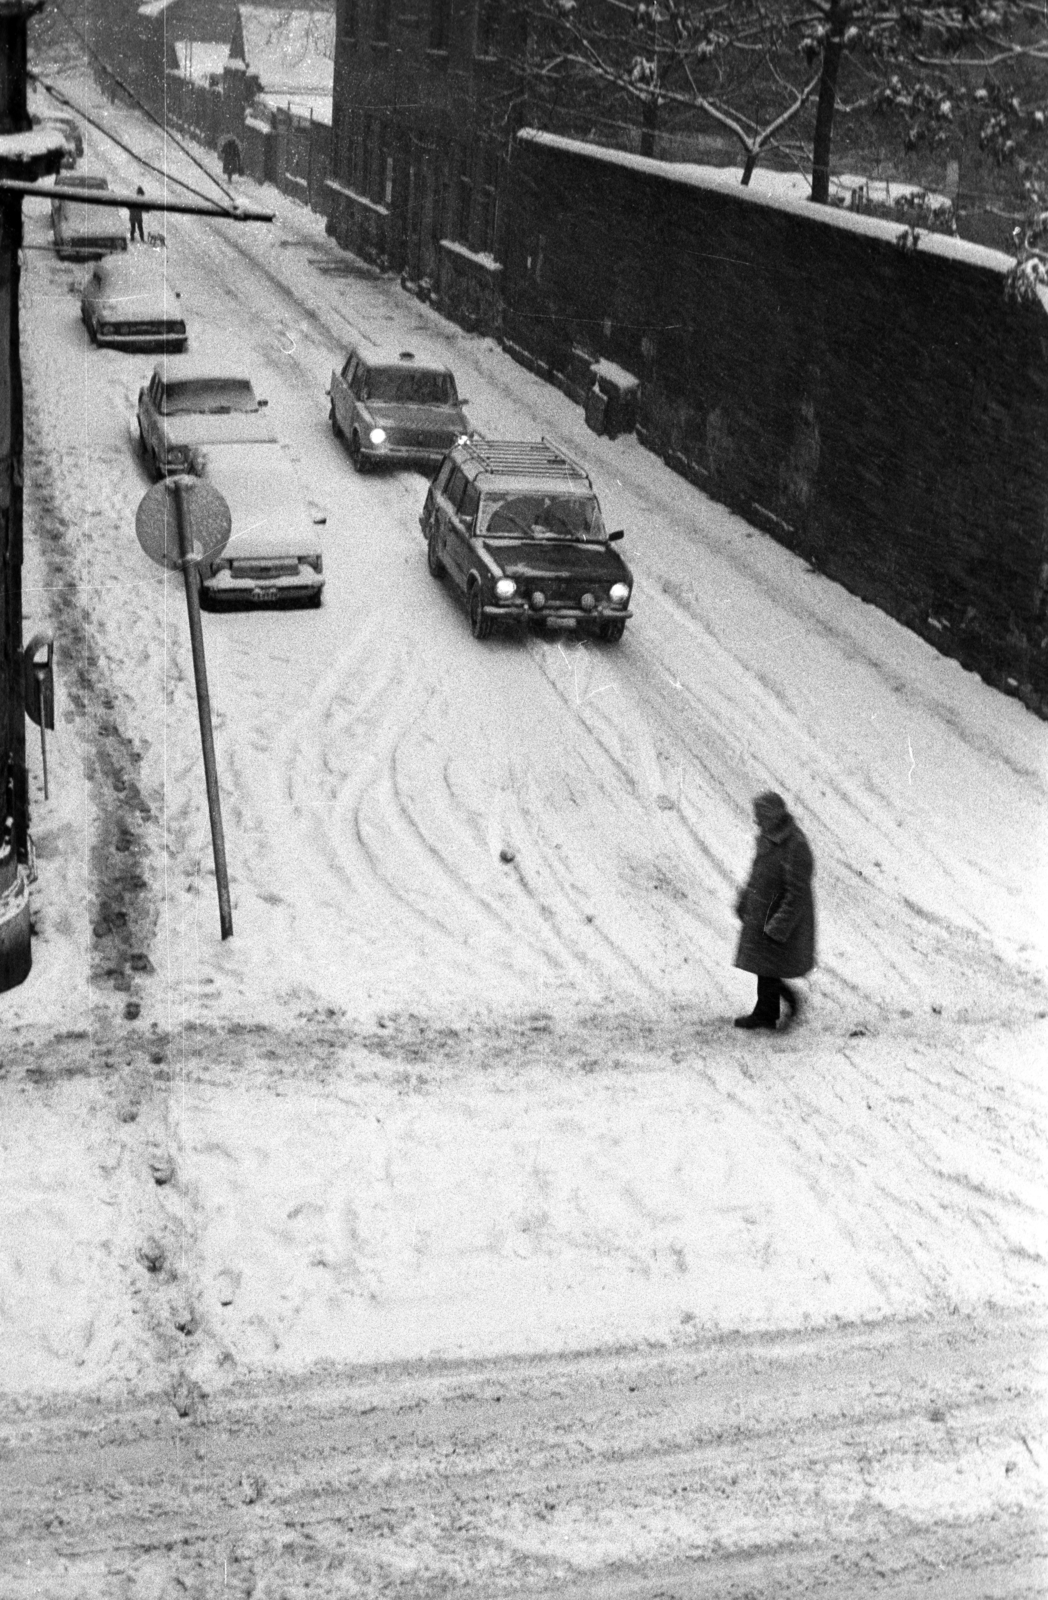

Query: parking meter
[[23, 632, 55, 799]]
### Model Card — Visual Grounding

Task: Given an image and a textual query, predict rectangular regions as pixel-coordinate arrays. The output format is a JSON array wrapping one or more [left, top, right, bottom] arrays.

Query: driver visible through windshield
[[364, 368, 455, 406], [482, 493, 604, 542]]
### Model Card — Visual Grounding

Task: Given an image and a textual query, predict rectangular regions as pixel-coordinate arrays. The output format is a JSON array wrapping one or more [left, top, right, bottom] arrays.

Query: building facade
[[327, 0, 522, 332]]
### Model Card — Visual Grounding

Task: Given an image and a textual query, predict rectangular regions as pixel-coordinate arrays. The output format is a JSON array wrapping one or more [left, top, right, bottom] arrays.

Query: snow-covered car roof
[[89, 253, 178, 293], [359, 348, 454, 375]]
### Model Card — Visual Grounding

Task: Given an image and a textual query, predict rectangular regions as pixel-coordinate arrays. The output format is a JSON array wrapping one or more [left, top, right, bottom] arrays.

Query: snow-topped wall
[[503, 130, 1048, 715]]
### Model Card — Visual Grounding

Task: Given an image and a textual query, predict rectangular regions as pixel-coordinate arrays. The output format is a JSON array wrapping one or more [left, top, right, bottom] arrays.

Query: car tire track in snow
[[1, 1302, 1044, 1600]]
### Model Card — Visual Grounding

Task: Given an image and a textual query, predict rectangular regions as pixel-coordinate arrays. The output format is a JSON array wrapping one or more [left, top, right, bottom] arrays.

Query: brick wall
[[502, 131, 1048, 714]]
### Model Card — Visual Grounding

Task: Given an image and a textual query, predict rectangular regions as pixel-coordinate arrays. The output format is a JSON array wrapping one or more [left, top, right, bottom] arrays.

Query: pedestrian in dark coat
[[128, 186, 145, 242], [733, 791, 816, 1030]]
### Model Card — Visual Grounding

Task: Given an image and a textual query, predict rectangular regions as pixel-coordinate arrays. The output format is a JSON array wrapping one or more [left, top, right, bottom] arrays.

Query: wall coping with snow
[[516, 128, 1018, 278]]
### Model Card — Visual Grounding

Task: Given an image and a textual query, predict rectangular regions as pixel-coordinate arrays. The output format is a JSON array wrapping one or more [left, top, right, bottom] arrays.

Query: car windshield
[[482, 493, 604, 541], [161, 379, 258, 415], [364, 368, 455, 405]]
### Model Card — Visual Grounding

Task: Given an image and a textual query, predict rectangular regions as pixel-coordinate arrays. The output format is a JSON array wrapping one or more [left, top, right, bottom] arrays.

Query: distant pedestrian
[[220, 137, 242, 182], [128, 186, 145, 243], [733, 791, 816, 1030]]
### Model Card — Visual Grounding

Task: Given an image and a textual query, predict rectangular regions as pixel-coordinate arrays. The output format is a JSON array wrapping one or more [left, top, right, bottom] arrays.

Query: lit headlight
[[495, 578, 517, 601], [369, 427, 387, 445], [609, 582, 630, 606]]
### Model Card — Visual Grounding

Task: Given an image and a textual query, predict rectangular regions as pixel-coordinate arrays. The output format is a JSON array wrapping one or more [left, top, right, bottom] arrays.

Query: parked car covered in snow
[[51, 171, 127, 261], [328, 347, 470, 473], [32, 112, 83, 168], [421, 437, 633, 641], [81, 253, 187, 352], [137, 357, 276, 477], [190, 442, 325, 609]]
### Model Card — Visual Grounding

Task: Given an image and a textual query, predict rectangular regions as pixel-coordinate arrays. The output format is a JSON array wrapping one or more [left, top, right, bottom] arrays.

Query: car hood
[[87, 291, 183, 320], [164, 414, 278, 449], [59, 202, 125, 236], [478, 539, 631, 583], [367, 401, 467, 433]]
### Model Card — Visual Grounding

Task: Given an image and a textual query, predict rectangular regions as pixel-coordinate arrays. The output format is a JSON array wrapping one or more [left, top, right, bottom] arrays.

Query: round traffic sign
[[136, 475, 232, 571]]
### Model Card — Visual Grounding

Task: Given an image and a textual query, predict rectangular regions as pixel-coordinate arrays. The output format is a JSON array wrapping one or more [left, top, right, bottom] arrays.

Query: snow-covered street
[[2, 74, 1046, 1599]]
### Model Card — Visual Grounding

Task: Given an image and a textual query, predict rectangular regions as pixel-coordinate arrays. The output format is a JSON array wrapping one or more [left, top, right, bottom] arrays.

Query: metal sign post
[[135, 475, 234, 940]]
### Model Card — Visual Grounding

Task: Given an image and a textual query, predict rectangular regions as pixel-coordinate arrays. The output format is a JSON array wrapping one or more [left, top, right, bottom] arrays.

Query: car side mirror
[[457, 397, 470, 407], [313, 514, 327, 526], [258, 398, 268, 408], [608, 529, 625, 542]]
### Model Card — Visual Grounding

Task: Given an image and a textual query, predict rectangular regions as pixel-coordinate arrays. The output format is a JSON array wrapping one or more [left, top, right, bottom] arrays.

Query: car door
[[348, 360, 369, 441], [332, 353, 356, 435], [440, 467, 475, 591], [139, 373, 161, 461]]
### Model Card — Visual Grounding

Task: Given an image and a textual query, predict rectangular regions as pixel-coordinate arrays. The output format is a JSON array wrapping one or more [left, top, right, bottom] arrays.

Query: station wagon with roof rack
[[328, 347, 471, 472], [421, 438, 633, 641]]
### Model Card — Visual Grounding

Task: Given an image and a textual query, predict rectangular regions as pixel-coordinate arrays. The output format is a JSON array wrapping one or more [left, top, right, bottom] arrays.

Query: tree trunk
[[640, 97, 658, 158], [810, 7, 846, 204]]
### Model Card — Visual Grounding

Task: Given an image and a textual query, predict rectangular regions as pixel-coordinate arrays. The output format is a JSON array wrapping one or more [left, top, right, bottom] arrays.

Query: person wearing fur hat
[[733, 791, 816, 1030]]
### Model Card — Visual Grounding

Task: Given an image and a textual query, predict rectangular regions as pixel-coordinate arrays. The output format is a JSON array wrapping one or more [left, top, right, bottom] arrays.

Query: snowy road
[[1, 74, 1046, 1600], [15, 86, 1048, 1033]]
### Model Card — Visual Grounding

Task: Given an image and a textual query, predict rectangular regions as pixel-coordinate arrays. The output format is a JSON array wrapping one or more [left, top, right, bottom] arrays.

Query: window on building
[[454, 147, 473, 243], [360, 118, 373, 194], [373, 0, 390, 43], [429, 0, 450, 49], [475, 143, 498, 253], [475, 0, 500, 56]]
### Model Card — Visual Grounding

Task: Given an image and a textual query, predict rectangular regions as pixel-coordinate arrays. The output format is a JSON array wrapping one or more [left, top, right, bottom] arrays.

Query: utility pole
[[0, 0, 64, 988]]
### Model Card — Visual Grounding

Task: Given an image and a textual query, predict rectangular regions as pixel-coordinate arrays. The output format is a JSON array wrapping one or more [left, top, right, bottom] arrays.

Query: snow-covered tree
[[514, 0, 1048, 204]]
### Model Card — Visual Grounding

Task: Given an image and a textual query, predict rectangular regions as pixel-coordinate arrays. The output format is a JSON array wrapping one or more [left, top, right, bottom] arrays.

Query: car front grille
[[395, 429, 453, 451], [108, 321, 184, 337]]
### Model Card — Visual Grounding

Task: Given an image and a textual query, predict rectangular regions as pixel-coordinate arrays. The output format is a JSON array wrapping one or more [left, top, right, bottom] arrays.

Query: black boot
[[778, 983, 802, 1029], [734, 1011, 778, 1030]]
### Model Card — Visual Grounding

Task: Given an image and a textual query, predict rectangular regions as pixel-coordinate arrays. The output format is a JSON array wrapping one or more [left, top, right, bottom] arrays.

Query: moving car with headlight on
[[81, 253, 187, 352], [420, 438, 633, 641], [51, 171, 127, 261], [191, 442, 325, 609], [328, 347, 470, 472], [137, 356, 276, 477]]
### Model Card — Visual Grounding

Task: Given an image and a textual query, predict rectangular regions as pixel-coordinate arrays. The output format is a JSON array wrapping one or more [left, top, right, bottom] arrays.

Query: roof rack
[[456, 437, 591, 482]]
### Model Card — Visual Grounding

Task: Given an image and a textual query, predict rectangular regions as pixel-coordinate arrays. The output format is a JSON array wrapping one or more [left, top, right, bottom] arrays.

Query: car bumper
[[55, 241, 128, 260], [202, 571, 325, 606], [95, 332, 187, 352], [483, 602, 633, 625], [363, 445, 449, 470]]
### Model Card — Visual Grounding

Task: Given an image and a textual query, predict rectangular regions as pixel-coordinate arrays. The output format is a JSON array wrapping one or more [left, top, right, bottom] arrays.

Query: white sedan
[[81, 253, 187, 352]]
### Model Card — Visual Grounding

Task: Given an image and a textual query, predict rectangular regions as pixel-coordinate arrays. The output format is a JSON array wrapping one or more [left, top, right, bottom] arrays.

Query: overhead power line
[[35, 1, 240, 211]]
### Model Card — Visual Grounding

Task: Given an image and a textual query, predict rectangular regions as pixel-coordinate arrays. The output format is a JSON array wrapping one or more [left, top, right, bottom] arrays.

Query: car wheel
[[469, 582, 492, 641], [598, 618, 626, 643], [349, 431, 367, 473], [427, 529, 444, 578], [330, 404, 341, 440]]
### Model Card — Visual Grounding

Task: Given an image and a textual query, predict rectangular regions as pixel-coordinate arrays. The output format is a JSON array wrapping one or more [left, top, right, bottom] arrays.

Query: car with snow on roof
[[421, 437, 633, 641], [189, 441, 325, 609], [328, 347, 470, 472], [81, 253, 187, 352], [137, 356, 276, 477], [33, 111, 83, 168], [51, 171, 127, 260]]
